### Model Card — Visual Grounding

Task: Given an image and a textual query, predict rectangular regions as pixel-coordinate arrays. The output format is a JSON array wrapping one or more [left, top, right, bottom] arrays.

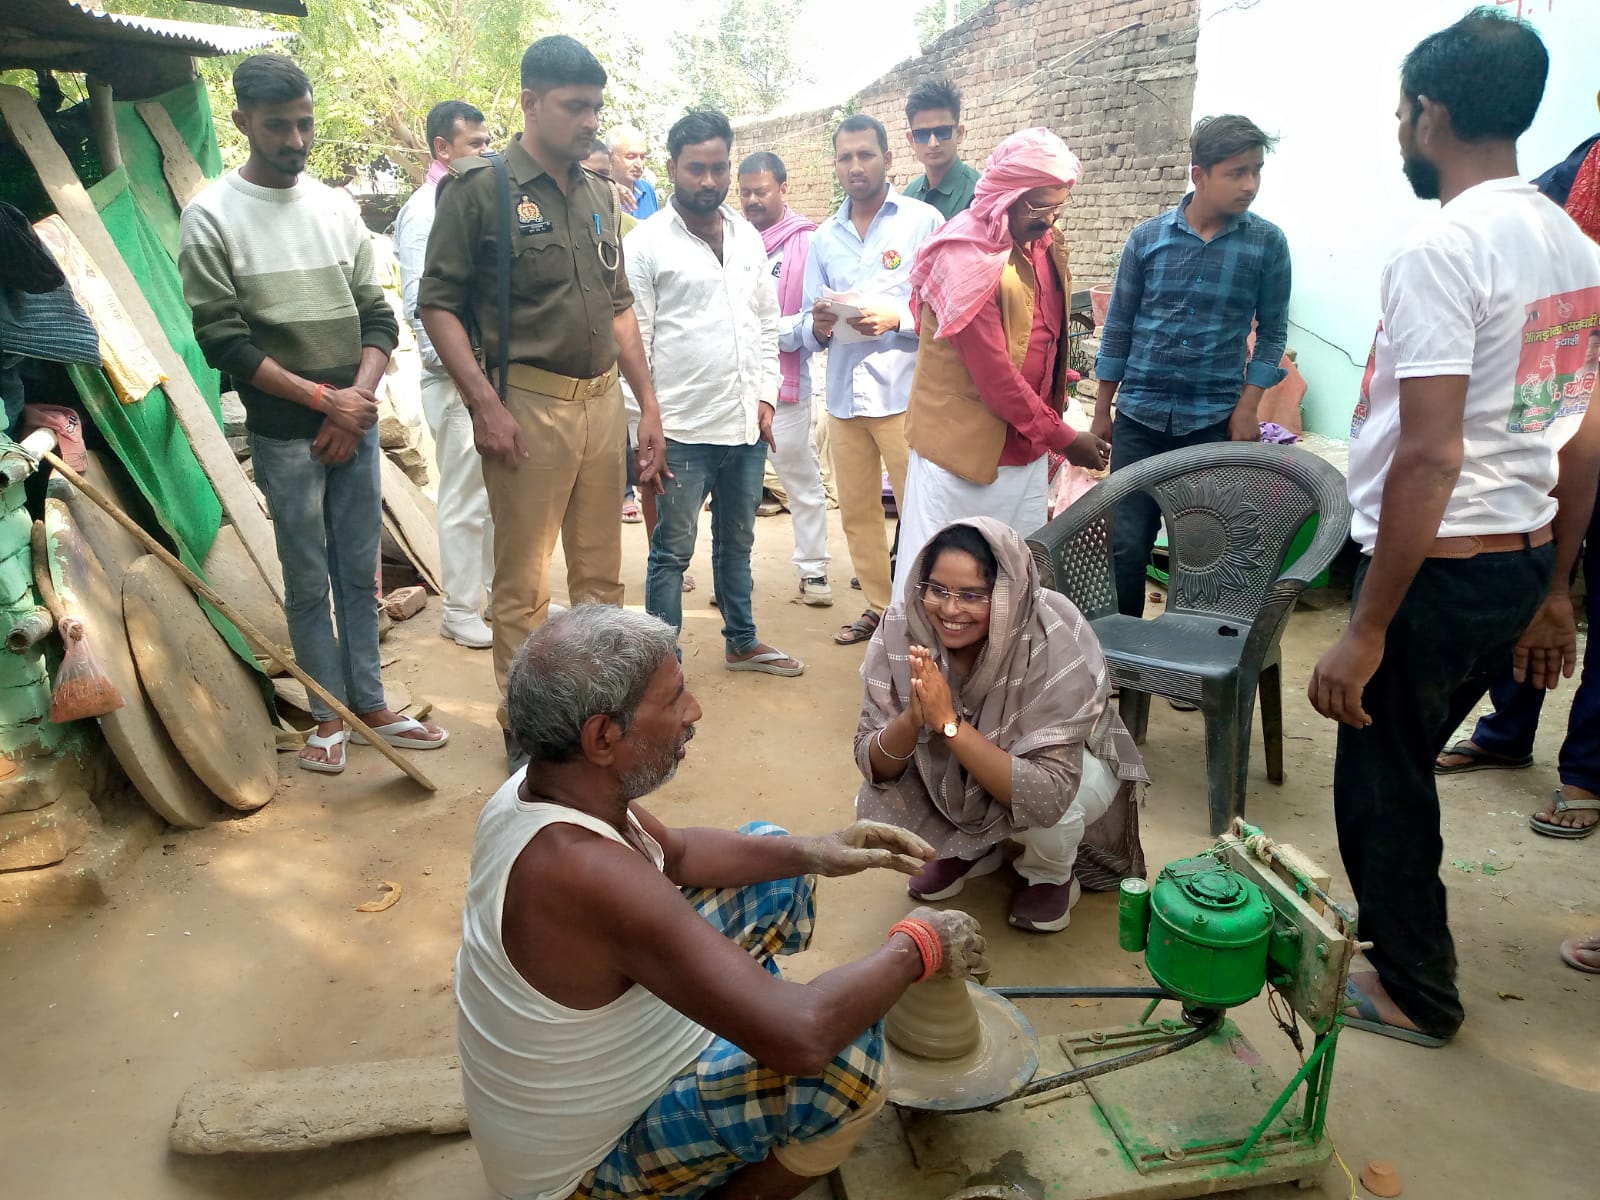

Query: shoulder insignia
[[449, 154, 496, 178]]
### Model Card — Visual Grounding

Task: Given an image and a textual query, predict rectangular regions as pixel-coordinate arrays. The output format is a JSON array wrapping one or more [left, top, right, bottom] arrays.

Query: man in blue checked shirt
[[1091, 114, 1292, 617]]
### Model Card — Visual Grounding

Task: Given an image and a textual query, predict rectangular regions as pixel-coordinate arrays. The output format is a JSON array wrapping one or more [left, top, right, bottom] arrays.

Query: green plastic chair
[[1028, 442, 1351, 835]]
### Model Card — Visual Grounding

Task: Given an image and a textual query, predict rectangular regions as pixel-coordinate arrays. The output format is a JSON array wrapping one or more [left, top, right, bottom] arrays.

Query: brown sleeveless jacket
[[905, 230, 1071, 484]]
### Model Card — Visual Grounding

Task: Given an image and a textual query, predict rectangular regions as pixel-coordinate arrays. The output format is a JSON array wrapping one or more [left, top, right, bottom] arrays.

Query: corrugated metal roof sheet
[[186, 1, 308, 16], [4, 1, 295, 58]]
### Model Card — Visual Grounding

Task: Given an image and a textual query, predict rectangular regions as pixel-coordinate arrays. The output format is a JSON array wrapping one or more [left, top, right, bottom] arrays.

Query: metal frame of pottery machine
[[838, 822, 1361, 1200]]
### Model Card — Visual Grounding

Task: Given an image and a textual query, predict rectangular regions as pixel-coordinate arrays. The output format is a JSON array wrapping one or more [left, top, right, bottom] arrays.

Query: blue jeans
[[1469, 506, 1600, 793], [249, 427, 386, 723], [1108, 412, 1232, 616], [646, 440, 767, 655]]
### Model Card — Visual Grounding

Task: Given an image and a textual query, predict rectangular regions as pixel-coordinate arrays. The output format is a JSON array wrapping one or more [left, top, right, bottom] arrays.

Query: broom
[[30, 519, 124, 721]]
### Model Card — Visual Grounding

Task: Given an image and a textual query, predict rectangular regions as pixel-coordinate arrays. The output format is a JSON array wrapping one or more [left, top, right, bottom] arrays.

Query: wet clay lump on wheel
[[886, 976, 982, 1060]]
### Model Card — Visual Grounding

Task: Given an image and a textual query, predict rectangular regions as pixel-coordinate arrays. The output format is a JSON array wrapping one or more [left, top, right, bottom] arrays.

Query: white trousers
[[420, 370, 495, 622], [893, 450, 1049, 600], [1011, 750, 1119, 885], [768, 396, 831, 579]]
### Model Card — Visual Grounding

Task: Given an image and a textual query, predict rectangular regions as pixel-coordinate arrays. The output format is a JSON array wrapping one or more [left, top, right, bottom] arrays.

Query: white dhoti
[[767, 397, 831, 579], [893, 450, 1049, 600]]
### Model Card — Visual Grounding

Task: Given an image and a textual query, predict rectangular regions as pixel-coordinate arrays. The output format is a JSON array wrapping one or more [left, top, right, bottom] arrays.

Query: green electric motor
[[1118, 854, 1275, 1009]]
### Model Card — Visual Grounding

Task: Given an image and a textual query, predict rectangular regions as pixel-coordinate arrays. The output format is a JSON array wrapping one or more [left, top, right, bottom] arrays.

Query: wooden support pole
[[87, 77, 121, 175]]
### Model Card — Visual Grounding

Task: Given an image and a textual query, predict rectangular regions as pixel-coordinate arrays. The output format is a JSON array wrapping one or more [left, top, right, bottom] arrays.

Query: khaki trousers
[[483, 376, 626, 722], [828, 411, 908, 615]]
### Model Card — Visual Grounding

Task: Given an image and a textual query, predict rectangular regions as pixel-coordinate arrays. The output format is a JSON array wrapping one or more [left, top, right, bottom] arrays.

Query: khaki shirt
[[417, 134, 631, 380]]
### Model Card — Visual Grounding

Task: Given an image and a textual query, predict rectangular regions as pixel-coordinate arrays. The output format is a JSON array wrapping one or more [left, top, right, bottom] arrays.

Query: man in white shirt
[[1309, 8, 1600, 1046], [627, 110, 802, 677], [739, 150, 833, 608], [394, 100, 494, 648], [803, 115, 943, 645]]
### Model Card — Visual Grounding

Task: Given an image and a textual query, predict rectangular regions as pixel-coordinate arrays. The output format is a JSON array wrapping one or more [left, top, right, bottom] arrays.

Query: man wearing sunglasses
[[896, 129, 1110, 596], [902, 80, 978, 222]]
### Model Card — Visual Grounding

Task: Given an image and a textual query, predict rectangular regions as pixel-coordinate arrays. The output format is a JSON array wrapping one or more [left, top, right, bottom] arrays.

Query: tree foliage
[[672, 0, 808, 119], [101, 0, 655, 182], [915, 0, 987, 49]]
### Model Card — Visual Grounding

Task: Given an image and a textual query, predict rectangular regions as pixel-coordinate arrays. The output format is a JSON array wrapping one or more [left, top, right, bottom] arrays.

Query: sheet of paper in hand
[[821, 288, 876, 345]]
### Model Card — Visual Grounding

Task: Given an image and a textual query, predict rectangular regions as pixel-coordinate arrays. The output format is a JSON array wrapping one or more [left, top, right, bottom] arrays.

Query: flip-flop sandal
[[1341, 980, 1448, 1047], [1529, 790, 1600, 839], [349, 717, 450, 751], [1434, 740, 1533, 775], [834, 610, 880, 646], [621, 499, 643, 523], [1559, 935, 1600, 974], [298, 729, 346, 775], [682, 573, 696, 594], [725, 649, 805, 677]]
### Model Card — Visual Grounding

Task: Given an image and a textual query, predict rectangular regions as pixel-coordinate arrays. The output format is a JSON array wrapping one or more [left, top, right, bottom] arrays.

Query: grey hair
[[507, 604, 679, 765]]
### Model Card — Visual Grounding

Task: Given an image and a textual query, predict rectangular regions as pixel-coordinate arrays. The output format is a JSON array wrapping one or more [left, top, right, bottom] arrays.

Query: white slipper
[[298, 729, 347, 775], [725, 649, 804, 677], [348, 716, 449, 751]]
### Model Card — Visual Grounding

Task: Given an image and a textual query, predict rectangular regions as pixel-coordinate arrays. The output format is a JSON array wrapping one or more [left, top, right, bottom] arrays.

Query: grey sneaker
[[799, 576, 834, 607]]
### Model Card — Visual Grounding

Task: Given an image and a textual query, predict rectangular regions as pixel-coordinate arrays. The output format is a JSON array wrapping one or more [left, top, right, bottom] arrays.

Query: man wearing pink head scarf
[[894, 129, 1109, 595]]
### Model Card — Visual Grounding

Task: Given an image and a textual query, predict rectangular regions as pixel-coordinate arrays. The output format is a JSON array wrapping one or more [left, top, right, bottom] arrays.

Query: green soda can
[[1118, 877, 1151, 952]]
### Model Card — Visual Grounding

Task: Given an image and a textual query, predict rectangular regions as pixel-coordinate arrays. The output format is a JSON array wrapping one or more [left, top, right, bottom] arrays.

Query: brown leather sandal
[[833, 609, 881, 646]]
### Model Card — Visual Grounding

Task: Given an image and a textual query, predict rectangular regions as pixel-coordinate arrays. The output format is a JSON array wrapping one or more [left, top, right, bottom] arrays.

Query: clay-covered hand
[[804, 821, 935, 877], [908, 905, 989, 980]]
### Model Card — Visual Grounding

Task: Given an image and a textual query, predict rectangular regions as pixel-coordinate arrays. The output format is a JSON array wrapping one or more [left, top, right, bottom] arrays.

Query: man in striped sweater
[[179, 54, 447, 775]]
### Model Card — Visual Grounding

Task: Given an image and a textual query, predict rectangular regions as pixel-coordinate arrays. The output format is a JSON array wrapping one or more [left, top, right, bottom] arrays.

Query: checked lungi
[[572, 823, 888, 1199]]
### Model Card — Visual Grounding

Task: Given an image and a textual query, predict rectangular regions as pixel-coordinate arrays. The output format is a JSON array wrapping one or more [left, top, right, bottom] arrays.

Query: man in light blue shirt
[[802, 114, 942, 644]]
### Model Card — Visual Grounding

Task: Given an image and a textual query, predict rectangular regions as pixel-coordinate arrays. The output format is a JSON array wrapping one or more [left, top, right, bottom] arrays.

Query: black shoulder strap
[[492, 153, 512, 403]]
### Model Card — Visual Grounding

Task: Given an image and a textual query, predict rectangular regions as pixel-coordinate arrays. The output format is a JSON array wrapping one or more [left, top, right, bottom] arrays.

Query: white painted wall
[[1193, 0, 1600, 434]]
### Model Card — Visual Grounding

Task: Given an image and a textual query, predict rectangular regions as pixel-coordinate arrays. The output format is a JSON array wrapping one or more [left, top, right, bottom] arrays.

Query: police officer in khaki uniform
[[419, 35, 666, 770]]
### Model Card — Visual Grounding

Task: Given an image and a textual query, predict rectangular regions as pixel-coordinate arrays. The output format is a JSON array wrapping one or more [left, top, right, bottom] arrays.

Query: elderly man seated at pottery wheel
[[457, 603, 991, 1200], [856, 517, 1148, 932]]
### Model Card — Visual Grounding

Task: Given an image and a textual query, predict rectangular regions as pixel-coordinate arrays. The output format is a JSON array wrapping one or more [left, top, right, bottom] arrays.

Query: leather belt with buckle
[[1427, 523, 1553, 559], [503, 362, 618, 401]]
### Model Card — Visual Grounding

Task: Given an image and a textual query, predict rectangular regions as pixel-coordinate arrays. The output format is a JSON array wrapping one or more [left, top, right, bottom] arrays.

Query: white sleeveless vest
[[456, 777, 714, 1199]]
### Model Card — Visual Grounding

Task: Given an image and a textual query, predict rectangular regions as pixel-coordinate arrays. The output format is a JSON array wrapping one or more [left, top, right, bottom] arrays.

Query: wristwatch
[[941, 716, 961, 739]]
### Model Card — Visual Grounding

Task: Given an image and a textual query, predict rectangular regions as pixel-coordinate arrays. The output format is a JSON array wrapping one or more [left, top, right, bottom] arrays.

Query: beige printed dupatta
[[853, 517, 1147, 889]]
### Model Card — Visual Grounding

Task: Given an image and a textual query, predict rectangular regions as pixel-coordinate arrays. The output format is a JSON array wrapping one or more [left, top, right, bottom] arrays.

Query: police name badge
[[517, 196, 553, 236]]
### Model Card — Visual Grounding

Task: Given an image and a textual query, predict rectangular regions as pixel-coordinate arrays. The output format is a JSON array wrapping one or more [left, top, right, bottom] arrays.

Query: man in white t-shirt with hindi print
[[1309, 8, 1600, 1047]]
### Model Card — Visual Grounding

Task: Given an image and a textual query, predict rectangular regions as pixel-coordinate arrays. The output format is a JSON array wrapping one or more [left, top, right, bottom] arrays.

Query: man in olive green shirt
[[901, 79, 979, 221], [419, 34, 666, 771]]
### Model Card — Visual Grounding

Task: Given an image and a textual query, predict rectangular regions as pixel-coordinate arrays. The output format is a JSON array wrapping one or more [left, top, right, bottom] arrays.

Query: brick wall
[[734, 0, 1198, 284]]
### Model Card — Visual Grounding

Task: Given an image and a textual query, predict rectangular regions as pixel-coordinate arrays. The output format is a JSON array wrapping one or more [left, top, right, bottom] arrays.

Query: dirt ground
[[1, 506, 1595, 1200]]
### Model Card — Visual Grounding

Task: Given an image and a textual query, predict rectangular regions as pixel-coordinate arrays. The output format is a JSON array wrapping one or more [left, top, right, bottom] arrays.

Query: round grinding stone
[[122, 555, 277, 812]]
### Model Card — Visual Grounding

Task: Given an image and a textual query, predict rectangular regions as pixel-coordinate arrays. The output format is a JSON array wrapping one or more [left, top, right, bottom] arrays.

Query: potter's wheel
[[885, 983, 1039, 1111]]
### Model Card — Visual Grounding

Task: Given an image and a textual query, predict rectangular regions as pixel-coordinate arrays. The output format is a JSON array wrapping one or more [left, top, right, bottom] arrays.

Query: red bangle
[[888, 918, 942, 982], [312, 382, 328, 412]]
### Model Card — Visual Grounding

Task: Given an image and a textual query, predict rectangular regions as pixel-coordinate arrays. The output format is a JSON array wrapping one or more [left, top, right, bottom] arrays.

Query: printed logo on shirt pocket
[[881, 249, 903, 270]]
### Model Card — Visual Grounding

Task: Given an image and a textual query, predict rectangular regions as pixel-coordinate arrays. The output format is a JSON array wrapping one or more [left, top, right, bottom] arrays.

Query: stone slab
[[169, 1055, 467, 1154], [0, 786, 97, 870], [0, 789, 162, 913]]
